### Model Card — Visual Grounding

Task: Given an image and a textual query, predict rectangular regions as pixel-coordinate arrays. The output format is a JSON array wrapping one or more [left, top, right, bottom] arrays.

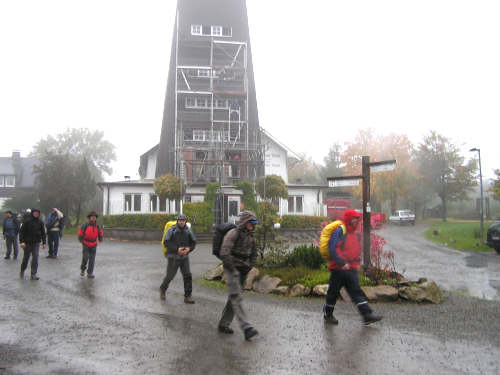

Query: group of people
[[159, 208, 382, 342], [2, 208, 103, 280], [5, 207, 382, 341]]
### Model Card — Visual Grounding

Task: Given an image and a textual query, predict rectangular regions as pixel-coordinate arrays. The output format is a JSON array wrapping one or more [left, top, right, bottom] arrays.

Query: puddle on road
[[464, 254, 488, 268]]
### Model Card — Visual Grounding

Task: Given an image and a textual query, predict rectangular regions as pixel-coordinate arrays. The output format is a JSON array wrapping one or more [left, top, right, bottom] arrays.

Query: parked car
[[389, 210, 416, 225], [486, 221, 500, 254]]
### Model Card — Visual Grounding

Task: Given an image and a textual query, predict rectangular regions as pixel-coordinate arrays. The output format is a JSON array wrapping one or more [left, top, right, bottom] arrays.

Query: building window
[[222, 27, 232, 37], [124, 194, 142, 212], [159, 199, 167, 212], [4, 176, 15, 187], [211, 25, 222, 36], [191, 24, 202, 35], [150, 194, 158, 212], [215, 99, 227, 108], [0, 176, 4, 187], [198, 69, 210, 77], [288, 196, 303, 214], [185, 97, 196, 108], [124, 194, 132, 212], [133, 194, 142, 212], [196, 97, 206, 108], [193, 130, 205, 142]]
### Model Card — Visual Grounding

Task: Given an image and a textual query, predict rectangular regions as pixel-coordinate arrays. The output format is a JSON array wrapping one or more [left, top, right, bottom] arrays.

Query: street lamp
[[469, 148, 484, 245]]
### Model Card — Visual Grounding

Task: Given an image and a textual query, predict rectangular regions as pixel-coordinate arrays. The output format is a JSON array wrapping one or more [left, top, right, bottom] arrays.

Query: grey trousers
[[219, 267, 252, 332], [81, 245, 97, 275], [20, 243, 40, 275], [160, 256, 193, 297], [5, 235, 19, 258]]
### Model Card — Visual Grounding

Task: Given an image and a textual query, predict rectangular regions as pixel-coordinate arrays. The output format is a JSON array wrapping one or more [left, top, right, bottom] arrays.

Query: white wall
[[146, 152, 157, 179], [284, 186, 326, 216], [263, 135, 288, 183]]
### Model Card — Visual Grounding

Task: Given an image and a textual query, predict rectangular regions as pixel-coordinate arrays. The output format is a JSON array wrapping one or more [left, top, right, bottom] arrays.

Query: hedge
[[182, 202, 213, 232], [280, 215, 329, 229], [101, 214, 177, 229]]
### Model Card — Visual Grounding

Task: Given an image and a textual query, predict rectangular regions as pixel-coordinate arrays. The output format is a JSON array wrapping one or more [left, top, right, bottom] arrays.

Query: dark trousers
[[5, 235, 19, 258], [81, 245, 97, 275], [160, 256, 192, 297], [324, 269, 372, 316], [20, 243, 40, 276], [48, 231, 60, 256], [219, 268, 252, 331]]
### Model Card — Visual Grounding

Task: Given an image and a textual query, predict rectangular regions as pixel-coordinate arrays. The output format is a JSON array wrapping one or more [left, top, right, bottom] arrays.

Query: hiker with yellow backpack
[[159, 214, 197, 304], [321, 209, 383, 325]]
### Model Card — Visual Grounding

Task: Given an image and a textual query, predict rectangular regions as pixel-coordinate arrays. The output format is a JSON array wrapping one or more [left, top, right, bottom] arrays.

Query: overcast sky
[[1, 0, 499, 181]]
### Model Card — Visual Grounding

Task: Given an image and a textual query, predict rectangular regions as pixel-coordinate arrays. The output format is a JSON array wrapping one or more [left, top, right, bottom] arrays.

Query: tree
[[72, 158, 97, 225], [288, 155, 322, 184], [489, 169, 500, 201], [416, 131, 477, 221], [31, 128, 116, 179], [255, 175, 288, 201], [2, 191, 39, 213], [34, 153, 79, 217], [153, 174, 185, 212], [235, 180, 258, 212], [320, 143, 343, 181]]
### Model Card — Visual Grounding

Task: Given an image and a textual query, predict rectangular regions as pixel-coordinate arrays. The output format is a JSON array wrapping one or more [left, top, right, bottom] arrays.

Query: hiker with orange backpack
[[323, 209, 383, 325], [78, 211, 103, 279]]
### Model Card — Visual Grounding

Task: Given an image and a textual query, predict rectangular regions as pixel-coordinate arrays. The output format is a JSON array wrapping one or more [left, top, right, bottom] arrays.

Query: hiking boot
[[46, 255, 53, 259], [19, 271, 24, 279], [184, 296, 195, 304], [244, 327, 259, 341], [4, 256, 10, 260], [31, 274, 40, 280], [218, 326, 234, 334], [159, 288, 166, 300], [87, 274, 95, 279], [324, 314, 339, 325], [363, 313, 383, 325], [80, 271, 85, 277]]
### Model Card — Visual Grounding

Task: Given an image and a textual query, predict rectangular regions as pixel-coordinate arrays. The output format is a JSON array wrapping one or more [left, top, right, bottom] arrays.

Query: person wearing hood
[[217, 210, 259, 341], [3, 210, 20, 260], [323, 209, 383, 325], [45, 207, 64, 259], [159, 214, 197, 303], [78, 211, 103, 279], [19, 208, 46, 280]]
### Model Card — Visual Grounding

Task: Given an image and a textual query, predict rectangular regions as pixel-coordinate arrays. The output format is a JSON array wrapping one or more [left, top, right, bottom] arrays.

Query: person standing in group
[[159, 214, 197, 304], [19, 208, 46, 280], [323, 209, 383, 326], [218, 210, 259, 341], [78, 211, 103, 279], [45, 207, 64, 259], [3, 210, 20, 260]]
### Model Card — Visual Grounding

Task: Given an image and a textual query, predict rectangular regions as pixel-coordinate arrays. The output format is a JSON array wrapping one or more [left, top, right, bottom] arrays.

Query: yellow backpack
[[161, 220, 177, 255], [319, 220, 347, 261]]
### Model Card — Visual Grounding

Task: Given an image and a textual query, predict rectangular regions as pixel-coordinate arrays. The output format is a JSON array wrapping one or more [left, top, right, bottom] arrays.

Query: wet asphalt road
[[380, 224, 500, 300], [1, 231, 500, 375]]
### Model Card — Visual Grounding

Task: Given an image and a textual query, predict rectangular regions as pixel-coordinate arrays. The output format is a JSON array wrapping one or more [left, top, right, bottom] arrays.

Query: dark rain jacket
[[19, 210, 46, 245], [220, 211, 258, 271], [164, 223, 197, 258], [3, 216, 20, 237]]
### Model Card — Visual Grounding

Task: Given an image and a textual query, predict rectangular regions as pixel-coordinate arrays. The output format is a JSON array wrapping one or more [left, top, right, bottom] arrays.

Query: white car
[[389, 210, 416, 225]]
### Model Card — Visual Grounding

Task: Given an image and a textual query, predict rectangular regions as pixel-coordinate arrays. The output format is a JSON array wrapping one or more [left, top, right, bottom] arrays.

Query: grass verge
[[424, 220, 494, 251]]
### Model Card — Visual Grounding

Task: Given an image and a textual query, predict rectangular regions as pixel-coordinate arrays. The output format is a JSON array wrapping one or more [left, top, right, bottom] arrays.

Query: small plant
[[287, 244, 323, 270]]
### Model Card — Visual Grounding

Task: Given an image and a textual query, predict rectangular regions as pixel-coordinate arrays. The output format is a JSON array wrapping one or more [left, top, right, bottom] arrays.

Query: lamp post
[[470, 148, 484, 245]]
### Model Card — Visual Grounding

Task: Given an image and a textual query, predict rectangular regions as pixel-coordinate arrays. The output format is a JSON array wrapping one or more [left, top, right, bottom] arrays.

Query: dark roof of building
[[0, 155, 38, 188]]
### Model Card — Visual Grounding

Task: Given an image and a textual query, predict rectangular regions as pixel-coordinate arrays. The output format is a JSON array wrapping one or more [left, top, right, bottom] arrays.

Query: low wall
[[104, 227, 319, 243]]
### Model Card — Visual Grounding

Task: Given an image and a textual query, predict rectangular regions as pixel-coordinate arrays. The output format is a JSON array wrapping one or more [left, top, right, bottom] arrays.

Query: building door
[[227, 195, 240, 224]]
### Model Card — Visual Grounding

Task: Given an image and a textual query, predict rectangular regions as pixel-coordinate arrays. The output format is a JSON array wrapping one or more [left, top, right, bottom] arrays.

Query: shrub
[[101, 214, 176, 229], [182, 202, 212, 232], [256, 239, 290, 269], [287, 244, 323, 269], [259, 266, 329, 288], [280, 215, 329, 229]]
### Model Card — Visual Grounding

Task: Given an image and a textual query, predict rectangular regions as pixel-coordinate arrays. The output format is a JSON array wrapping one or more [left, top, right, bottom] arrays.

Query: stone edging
[[203, 264, 444, 304]]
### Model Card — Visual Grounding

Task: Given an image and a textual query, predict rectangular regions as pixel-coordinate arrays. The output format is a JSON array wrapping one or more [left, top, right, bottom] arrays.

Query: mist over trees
[[292, 128, 486, 221], [28, 128, 116, 224]]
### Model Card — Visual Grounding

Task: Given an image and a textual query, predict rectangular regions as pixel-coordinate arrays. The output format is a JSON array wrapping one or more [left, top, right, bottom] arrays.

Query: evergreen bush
[[280, 215, 329, 229], [287, 244, 323, 269]]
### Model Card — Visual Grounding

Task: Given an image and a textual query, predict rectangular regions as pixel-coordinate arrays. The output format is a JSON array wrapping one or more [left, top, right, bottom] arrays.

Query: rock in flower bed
[[202, 265, 443, 304]]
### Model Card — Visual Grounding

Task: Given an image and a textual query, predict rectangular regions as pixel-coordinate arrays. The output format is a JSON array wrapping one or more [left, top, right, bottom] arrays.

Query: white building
[[99, 129, 329, 219]]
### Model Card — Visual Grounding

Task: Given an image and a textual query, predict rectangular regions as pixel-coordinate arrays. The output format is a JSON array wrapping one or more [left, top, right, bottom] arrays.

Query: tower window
[[191, 25, 202, 35], [211, 25, 222, 36]]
